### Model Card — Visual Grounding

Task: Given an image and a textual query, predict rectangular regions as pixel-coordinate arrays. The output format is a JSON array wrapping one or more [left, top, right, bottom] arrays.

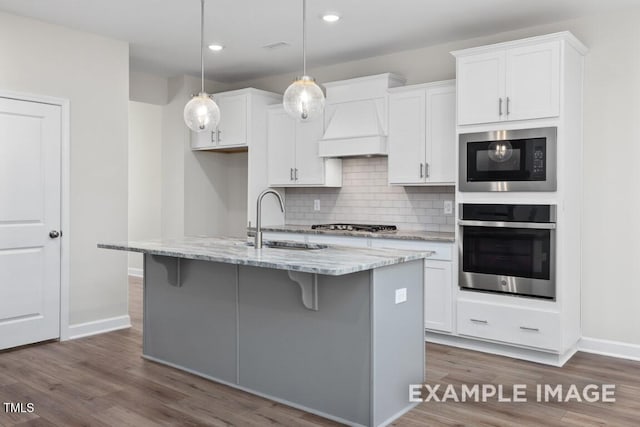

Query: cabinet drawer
[[457, 300, 561, 352]]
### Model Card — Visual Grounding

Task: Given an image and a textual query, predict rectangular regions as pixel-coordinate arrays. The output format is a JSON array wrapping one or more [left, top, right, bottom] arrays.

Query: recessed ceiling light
[[322, 13, 340, 23], [208, 44, 224, 52]]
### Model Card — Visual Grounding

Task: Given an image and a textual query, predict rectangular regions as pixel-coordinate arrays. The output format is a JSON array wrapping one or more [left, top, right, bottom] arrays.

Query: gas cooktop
[[310, 223, 397, 233]]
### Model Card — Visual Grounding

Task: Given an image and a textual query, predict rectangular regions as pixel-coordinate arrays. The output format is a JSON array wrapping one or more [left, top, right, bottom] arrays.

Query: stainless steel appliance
[[459, 127, 557, 192], [459, 204, 556, 299], [311, 224, 397, 232]]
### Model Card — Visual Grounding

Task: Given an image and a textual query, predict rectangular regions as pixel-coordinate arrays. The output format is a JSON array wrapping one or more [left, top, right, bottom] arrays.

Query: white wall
[[0, 12, 129, 326], [130, 71, 169, 105], [225, 152, 249, 237], [223, 7, 640, 347], [128, 101, 163, 273], [160, 76, 187, 238], [159, 74, 248, 239]]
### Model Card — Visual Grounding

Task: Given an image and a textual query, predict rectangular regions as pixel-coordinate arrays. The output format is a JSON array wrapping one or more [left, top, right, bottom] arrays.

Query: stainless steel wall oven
[[459, 127, 557, 192], [459, 204, 556, 299]]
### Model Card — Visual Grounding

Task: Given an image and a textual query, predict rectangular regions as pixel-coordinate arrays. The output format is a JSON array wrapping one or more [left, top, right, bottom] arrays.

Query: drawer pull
[[470, 318, 488, 324], [520, 326, 540, 332]]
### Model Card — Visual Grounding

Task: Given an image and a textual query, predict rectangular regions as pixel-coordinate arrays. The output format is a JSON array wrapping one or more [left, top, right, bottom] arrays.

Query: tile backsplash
[[284, 157, 455, 232]]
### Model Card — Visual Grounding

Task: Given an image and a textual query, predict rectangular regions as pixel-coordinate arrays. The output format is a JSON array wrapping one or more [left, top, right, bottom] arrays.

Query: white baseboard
[[128, 267, 143, 278], [65, 315, 131, 340], [579, 337, 640, 362], [425, 332, 575, 367]]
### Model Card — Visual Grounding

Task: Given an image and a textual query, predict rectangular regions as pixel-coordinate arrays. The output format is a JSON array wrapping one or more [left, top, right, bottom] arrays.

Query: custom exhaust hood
[[318, 73, 405, 157]]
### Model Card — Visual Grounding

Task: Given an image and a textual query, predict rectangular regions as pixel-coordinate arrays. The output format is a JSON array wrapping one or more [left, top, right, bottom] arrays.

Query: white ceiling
[[0, 0, 636, 83]]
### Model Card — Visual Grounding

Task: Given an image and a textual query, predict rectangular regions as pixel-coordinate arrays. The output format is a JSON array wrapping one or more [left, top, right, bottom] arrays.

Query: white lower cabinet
[[456, 299, 561, 352], [261, 232, 456, 334], [424, 260, 453, 333], [369, 239, 454, 334]]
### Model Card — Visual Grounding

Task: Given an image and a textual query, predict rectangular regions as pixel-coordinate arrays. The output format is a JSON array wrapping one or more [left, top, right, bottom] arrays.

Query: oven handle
[[458, 219, 556, 229]]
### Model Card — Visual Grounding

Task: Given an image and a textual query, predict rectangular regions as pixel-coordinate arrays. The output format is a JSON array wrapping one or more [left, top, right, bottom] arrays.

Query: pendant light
[[283, 0, 325, 122], [184, 0, 220, 132]]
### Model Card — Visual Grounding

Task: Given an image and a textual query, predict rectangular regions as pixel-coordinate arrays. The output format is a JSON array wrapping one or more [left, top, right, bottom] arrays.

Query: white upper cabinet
[[190, 88, 278, 151], [505, 42, 560, 122], [456, 51, 505, 125], [388, 81, 456, 185], [453, 34, 575, 125], [295, 114, 328, 185], [267, 106, 341, 187], [426, 85, 456, 183], [387, 90, 426, 184], [214, 93, 247, 147], [267, 108, 296, 186]]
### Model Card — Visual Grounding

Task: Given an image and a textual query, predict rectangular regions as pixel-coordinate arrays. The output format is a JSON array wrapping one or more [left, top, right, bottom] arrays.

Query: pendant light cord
[[200, 0, 205, 93], [302, 0, 306, 76]]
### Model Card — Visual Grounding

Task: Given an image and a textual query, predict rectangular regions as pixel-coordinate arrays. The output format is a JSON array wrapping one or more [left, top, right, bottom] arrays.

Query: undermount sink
[[244, 240, 328, 250]]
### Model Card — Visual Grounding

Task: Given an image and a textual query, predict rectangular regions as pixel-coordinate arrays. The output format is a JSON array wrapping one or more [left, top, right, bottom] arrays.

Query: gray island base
[[100, 237, 429, 426]]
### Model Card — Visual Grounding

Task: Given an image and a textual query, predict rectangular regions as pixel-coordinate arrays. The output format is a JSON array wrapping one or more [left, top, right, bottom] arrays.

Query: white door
[[456, 51, 506, 125], [294, 116, 325, 185], [506, 41, 561, 121], [425, 85, 456, 184], [387, 90, 426, 185], [216, 94, 247, 147], [0, 97, 61, 350], [267, 108, 295, 186]]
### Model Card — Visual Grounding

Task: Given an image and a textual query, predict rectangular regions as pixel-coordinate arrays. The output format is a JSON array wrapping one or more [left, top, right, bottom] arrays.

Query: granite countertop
[[255, 225, 455, 243], [98, 236, 432, 276]]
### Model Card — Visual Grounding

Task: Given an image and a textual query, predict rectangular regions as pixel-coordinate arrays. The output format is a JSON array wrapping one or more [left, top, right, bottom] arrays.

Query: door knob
[[49, 230, 61, 239]]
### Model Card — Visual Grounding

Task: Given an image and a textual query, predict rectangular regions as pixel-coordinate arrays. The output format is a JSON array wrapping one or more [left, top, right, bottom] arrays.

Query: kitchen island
[[99, 237, 431, 427]]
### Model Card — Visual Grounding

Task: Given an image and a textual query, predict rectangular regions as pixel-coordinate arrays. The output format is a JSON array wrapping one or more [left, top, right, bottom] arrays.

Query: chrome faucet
[[255, 189, 285, 249]]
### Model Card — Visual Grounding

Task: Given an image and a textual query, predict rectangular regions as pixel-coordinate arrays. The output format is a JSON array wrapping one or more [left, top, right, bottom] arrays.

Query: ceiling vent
[[262, 41, 290, 50]]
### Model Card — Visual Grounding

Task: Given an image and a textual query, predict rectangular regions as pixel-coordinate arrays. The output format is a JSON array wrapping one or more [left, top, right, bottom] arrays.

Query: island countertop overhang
[[98, 236, 432, 276]]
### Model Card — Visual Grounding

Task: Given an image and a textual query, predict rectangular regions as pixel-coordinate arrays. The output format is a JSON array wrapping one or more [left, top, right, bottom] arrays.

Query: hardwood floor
[[0, 277, 638, 426]]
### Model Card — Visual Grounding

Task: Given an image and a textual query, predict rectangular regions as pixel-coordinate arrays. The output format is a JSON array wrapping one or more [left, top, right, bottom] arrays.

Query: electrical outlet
[[444, 200, 453, 215], [395, 288, 407, 304], [314, 199, 321, 211]]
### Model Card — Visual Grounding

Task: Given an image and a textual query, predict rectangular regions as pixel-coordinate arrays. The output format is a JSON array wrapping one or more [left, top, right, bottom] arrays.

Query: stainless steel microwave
[[459, 127, 557, 192]]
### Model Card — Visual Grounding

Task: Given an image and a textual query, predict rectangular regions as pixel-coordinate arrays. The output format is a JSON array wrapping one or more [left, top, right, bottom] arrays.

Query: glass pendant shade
[[183, 0, 219, 132], [283, 76, 325, 122], [184, 92, 220, 132], [488, 140, 513, 162]]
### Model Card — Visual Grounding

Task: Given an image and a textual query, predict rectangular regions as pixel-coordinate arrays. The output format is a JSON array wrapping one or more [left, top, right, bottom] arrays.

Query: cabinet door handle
[[519, 326, 540, 332], [498, 97, 503, 116], [217, 129, 222, 141], [425, 163, 430, 178], [506, 97, 510, 115], [211, 131, 215, 143], [294, 168, 299, 181], [290, 168, 294, 181], [470, 318, 488, 324], [419, 163, 424, 178]]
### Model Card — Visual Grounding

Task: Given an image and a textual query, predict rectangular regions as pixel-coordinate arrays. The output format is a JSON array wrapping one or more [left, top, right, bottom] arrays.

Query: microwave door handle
[[458, 220, 556, 229]]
